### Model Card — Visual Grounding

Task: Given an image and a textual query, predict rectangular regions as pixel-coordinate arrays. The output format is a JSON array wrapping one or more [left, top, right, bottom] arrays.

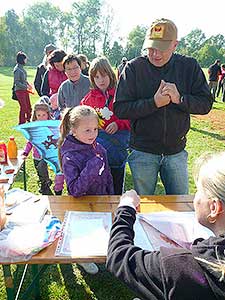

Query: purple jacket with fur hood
[[60, 134, 114, 196]]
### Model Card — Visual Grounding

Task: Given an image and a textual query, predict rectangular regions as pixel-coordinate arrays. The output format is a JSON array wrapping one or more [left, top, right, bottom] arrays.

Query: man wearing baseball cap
[[34, 43, 57, 96], [114, 18, 213, 196]]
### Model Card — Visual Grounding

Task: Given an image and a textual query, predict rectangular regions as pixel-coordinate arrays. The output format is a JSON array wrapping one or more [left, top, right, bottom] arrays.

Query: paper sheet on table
[[55, 211, 112, 257], [134, 211, 214, 251]]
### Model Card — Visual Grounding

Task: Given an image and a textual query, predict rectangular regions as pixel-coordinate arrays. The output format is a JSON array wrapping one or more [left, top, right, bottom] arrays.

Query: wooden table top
[[10, 194, 194, 265]]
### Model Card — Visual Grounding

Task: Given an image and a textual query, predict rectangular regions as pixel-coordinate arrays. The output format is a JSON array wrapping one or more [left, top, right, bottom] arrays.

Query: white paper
[[5, 188, 39, 212], [8, 198, 48, 224], [56, 211, 112, 257], [135, 211, 214, 251]]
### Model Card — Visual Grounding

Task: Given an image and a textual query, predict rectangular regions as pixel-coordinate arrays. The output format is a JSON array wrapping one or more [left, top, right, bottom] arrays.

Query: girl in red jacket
[[81, 57, 130, 194]]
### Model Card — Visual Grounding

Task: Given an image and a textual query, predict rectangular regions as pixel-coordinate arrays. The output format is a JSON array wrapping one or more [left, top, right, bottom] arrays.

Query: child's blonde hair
[[89, 56, 117, 89], [32, 102, 52, 121], [58, 105, 98, 167]]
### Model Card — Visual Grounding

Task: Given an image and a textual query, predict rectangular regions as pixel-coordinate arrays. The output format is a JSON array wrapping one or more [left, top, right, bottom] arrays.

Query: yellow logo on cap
[[151, 25, 165, 39]]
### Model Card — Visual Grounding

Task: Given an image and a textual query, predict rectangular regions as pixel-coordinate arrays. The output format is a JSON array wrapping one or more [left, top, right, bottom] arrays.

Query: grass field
[[0, 66, 225, 299]]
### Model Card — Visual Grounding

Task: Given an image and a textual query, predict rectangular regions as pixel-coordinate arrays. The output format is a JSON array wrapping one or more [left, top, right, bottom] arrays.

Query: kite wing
[[15, 120, 61, 174]]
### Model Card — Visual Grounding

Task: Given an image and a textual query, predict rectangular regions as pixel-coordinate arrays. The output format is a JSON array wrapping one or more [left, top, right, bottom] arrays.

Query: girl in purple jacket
[[58, 105, 114, 197], [58, 105, 114, 275]]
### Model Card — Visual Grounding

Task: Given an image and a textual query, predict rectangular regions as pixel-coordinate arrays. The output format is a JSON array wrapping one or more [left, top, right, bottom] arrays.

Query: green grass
[[0, 66, 225, 299]]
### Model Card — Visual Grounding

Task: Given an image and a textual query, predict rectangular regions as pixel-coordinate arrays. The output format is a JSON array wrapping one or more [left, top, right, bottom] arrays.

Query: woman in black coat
[[107, 152, 225, 300]]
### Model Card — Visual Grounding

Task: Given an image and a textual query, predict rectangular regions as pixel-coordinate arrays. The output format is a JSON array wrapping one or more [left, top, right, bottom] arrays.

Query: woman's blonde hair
[[58, 105, 98, 167], [194, 152, 225, 280], [32, 103, 52, 121], [193, 151, 225, 203], [89, 56, 117, 89]]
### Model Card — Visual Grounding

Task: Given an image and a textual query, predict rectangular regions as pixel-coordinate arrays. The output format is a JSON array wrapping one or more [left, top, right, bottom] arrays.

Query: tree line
[[0, 0, 224, 68]]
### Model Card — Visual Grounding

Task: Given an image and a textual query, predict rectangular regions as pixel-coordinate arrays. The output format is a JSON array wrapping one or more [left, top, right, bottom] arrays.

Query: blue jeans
[[128, 149, 189, 195]]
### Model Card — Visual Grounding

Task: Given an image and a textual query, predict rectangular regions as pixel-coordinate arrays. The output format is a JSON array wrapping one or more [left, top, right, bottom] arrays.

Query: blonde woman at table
[[58, 105, 114, 275], [107, 152, 225, 300]]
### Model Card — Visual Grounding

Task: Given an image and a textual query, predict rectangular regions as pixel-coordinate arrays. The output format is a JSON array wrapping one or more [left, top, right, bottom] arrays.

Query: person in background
[[49, 93, 61, 120], [77, 54, 90, 76], [107, 151, 225, 300], [35, 95, 64, 194], [58, 54, 90, 111], [208, 59, 221, 101], [34, 43, 56, 96], [216, 64, 225, 99], [222, 72, 225, 103], [81, 56, 130, 195], [13, 51, 32, 124], [114, 18, 213, 196], [22, 102, 54, 195], [58, 105, 114, 274], [41, 49, 67, 97], [117, 57, 128, 79]]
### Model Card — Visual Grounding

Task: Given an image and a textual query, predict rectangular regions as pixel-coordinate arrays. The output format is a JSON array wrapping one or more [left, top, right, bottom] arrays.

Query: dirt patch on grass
[[192, 109, 225, 133]]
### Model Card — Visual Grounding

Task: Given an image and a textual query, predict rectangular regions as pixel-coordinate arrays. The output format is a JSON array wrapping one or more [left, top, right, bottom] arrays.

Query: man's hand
[[161, 82, 181, 104], [118, 189, 140, 210], [154, 80, 171, 108], [105, 122, 118, 134]]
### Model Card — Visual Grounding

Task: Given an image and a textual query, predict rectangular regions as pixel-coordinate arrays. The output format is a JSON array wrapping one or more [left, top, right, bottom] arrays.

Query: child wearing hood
[[58, 105, 114, 274]]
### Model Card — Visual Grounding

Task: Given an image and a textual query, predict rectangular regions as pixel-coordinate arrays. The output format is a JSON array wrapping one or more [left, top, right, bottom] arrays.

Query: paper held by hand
[[134, 211, 214, 251]]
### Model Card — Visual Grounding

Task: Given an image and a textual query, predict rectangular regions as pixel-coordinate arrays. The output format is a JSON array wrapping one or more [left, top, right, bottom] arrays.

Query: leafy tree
[[23, 2, 61, 64], [125, 25, 147, 60], [58, 12, 74, 53], [70, 0, 102, 59], [177, 29, 206, 57], [4, 10, 23, 65], [207, 34, 225, 50], [1, 1, 225, 69], [107, 41, 124, 66], [198, 42, 224, 67], [0, 17, 8, 66], [101, 4, 114, 57], [24, 2, 61, 39], [176, 31, 225, 67]]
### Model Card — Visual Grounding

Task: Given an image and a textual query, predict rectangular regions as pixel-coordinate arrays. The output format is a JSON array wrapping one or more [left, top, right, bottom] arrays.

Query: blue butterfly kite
[[15, 120, 61, 174]]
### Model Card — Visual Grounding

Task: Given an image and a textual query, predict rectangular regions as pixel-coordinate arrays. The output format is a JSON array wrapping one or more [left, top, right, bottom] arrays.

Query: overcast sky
[[1, 0, 225, 41]]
